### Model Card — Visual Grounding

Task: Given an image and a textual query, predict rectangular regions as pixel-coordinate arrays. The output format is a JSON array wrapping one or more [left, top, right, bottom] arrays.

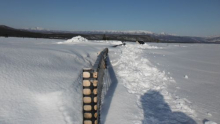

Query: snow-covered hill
[[25, 28, 155, 35], [2, 25, 220, 43], [25, 27, 218, 43]]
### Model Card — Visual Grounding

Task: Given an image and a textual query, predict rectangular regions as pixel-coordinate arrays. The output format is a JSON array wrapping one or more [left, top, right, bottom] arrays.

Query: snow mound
[[58, 36, 88, 44], [204, 121, 217, 124], [184, 75, 189, 79]]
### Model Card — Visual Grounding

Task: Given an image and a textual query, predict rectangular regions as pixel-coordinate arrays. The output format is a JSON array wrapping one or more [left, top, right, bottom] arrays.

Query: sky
[[0, 0, 220, 36]]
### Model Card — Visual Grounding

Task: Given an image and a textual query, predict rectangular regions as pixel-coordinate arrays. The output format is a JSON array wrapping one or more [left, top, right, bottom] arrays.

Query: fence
[[82, 48, 108, 124]]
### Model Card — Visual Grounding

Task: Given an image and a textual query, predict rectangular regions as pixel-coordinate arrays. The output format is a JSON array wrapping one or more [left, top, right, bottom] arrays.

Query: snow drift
[[0, 37, 110, 124], [0, 37, 219, 124], [57, 36, 88, 44]]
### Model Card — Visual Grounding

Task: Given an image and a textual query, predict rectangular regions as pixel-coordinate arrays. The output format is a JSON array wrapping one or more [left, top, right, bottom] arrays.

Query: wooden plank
[[84, 120, 92, 124], [83, 80, 91, 87], [83, 89, 91, 95], [94, 112, 97, 118], [95, 120, 98, 124], [83, 72, 90, 78], [94, 105, 97, 110], [84, 113, 92, 119], [83, 97, 91, 103], [94, 97, 97, 103], [93, 72, 98, 78], [93, 89, 97, 95], [84, 105, 92, 111], [93, 80, 98, 87]]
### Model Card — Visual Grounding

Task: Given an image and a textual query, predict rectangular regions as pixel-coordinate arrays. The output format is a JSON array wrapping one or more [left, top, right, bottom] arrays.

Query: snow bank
[[57, 36, 88, 44], [0, 37, 109, 124]]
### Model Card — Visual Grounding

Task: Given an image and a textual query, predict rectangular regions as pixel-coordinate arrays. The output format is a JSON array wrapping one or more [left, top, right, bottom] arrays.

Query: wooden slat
[[83, 80, 91, 87], [93, 80, 98, 87], [83, 97, 92, 103], [93, 72, 98, 78], [83, 89, 91, 95], [83, 72, 90, 78], [84, 105, 92, 111], [84, 120, 92, 124], [94, 112, 97, 118], [95, 120, 98, 124], [94, 105, 97, 110], [93, 89, 97, 95], [94, 97, 97, 103], [84, 113, 92, 119]]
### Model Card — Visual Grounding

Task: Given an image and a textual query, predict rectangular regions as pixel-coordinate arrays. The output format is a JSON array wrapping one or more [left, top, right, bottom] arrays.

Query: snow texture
[[0, 37, 110, 124], [0, 37, 219, 124], [102, 43, 197, 124], [142, 43, 220, 123], [203, 119, 218, 124]]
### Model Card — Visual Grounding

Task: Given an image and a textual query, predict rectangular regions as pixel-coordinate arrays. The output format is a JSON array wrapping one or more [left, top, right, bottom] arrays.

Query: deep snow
[[102, 43, 197, 124], [0, 37, 113, 124], [0, 37, 219, 124], [141, 43, 220, 123]]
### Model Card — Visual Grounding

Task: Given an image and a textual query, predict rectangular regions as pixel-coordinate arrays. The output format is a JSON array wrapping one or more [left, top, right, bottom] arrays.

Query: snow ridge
[[113, 43, 196, 123]]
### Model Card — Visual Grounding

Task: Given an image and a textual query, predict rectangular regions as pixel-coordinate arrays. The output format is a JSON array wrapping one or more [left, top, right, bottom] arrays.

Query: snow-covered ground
[[0, 37, 112, 124], [0, 37, 219, 124], [102, 43, 197, 124], [140, 43, 220, 123]]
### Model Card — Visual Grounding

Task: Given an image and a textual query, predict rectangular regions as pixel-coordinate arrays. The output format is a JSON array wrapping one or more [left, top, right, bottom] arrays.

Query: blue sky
[[0, 0, 220, 36]]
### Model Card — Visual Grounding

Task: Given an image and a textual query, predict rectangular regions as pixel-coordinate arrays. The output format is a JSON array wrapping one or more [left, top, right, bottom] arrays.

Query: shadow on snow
[[141, 90, 197, 124], [100, 56, 118, 124]]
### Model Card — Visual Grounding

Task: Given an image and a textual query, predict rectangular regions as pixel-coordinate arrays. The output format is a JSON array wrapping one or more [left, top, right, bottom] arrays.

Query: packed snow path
[[102, 43, 197, 124]]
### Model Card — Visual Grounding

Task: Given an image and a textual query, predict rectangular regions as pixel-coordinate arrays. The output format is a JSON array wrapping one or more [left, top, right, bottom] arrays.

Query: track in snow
[[101, 43, 197, 124]]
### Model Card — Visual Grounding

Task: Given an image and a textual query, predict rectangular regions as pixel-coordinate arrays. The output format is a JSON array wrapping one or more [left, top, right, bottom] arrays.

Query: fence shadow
[[100, 56, 118, 124], [141, 90, 197, 124]]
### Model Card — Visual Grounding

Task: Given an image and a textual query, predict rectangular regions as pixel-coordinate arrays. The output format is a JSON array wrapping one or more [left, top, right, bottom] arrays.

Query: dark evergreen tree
[[103, 34, 107, 40]]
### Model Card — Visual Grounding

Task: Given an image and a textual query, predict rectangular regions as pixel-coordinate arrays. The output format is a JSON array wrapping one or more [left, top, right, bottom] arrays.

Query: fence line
[[82, 48, 108, 124]]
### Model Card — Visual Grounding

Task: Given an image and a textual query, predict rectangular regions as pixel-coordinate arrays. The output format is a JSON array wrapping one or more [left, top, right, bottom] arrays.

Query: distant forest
[[0, 25, 159, 42], [1, 25, 220, 43]]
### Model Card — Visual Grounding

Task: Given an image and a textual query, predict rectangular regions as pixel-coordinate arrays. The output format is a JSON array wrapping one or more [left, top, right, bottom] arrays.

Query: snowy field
[[141, 43, 220, 124], [0, 37, 219, 124]]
